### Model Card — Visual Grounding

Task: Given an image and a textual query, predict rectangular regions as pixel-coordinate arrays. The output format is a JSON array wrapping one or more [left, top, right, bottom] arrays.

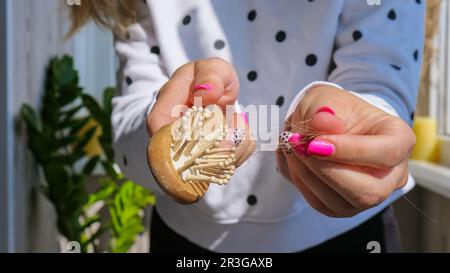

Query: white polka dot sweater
[[111, 0, 424, 252]]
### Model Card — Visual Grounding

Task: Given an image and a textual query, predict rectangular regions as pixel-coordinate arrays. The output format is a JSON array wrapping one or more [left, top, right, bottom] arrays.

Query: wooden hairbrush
[[147, 104, 253, 204]]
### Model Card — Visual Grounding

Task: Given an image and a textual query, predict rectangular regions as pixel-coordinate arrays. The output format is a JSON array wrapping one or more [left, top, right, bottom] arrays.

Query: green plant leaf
[[109, 205, 120, 236], [82, 94, 104, 123], [58, 86, 82, 106], [61, 104, 83, 118], [101, 161, 120, 180], [66, 187, 88, 218], [54, 55, 78, 88], [100, 141, 114, 162], [71, 173, 87, 192], [64, 149, 86, 165], [27, 133, 50, 163], [56, 135, 79, 149], [102, 87, 115, 117], [81, 225, 108, 250], [86, 180, 116, 207], [74, 126, 97, 152], [68, 117, 90, 134], [21, 104, 43, 133], [79, 215, 100, 232], [43, 163, 70, 203], [107, 180, 154, 253], [82, 155, 100, 176]]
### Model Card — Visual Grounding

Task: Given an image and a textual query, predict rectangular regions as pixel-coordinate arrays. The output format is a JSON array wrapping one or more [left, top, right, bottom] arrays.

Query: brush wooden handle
[[147, 124, 209, 204], [146, 104, 256, 204]]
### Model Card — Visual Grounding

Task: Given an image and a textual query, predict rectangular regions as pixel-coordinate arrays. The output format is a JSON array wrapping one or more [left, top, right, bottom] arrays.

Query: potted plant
[[21, 55, 155, 253]]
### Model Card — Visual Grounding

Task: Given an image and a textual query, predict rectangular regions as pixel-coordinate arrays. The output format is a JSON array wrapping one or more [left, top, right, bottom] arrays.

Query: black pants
[[150, 206, 401, 253]]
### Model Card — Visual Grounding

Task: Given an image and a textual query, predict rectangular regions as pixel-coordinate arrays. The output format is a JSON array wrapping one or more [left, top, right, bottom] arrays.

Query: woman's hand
[[147, 57, 253, 166], [276, 85, 416, 217], [147, 57, 240, 135]]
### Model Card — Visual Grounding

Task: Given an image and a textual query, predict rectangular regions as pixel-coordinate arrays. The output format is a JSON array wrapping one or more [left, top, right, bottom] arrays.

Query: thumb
[[189, 58, 239, 108], [308, 107, 345, 135]]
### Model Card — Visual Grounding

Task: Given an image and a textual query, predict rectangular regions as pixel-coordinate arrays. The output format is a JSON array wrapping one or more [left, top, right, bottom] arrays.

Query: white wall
[[72, 21, 117, 101]]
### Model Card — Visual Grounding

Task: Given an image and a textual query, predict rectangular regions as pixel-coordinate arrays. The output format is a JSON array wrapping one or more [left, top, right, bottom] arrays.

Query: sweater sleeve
[[327, 0, 425, 124], [112, 5, 168, 194]]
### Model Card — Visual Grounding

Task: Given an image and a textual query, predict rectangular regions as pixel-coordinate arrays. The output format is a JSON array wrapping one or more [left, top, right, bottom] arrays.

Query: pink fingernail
[[288, 133, 302, 144], [288, 133, 307, 155], [193, 83, 213, 92], [241, 112, 249, 125], [306, 140, 334, 157], [316, 106, 335, 116]]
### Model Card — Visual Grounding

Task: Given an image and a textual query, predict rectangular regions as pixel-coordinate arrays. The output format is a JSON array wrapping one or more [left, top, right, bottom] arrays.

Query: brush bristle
[[172, 105, 235, 185]]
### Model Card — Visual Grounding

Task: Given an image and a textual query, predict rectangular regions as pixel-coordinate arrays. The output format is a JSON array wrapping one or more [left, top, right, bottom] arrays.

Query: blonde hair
[[68, 0, 139, 38]]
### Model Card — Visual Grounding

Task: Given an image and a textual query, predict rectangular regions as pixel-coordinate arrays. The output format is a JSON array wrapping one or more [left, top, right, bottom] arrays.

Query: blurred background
[[1, 0, 450, 252]]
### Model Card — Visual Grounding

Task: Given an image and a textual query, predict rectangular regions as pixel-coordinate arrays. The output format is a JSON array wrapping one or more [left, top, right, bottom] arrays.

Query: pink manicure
[[288, 133, 307, 155], [288, 133, 302, 144], [316, 106, 335, 116], [306, 140, 334, 157], [241, 112, 249, 125], [193, 83, 213, 92]]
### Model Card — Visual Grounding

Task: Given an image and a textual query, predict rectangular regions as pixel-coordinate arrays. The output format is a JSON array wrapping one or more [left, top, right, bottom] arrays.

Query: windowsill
[[409, 159, 450, 199]]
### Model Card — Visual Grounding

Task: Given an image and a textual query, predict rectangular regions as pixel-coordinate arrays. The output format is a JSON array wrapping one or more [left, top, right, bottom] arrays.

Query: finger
[[311, 119, 415, 168], [217, 112, 255, 167], [299, 156, 405, 210], [285, 152, 359, 217], [275, 149, 292, 181], [285, 163, 339, 217], [190, 57, 239, 107], [308, 110, 345, 134], [291, 104, 346, 136], [230, 112, 255, 167], [147, 62, 195, 135]]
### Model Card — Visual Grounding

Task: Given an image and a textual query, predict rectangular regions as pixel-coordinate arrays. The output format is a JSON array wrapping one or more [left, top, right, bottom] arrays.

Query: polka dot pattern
[[276, 96, 285, 107], [413, 50, 419, 61], [214, 40, 225, 50], [247, 71, 258, 81], [247, 10, 257, 21], [388, 9, 396, 20], [232, 128, 246, 146], [275, 31, 286, 42], [279, 131, 294, 155], [279, 132, 291, 143], [182, 15, 191, 25], [390, 64, 401, 71], [126, 76, 133, 85], [305, 54, 318, 66], [247, 195, 257, 206], [353, 30, 362, 41], [150, 46, 160, 55]]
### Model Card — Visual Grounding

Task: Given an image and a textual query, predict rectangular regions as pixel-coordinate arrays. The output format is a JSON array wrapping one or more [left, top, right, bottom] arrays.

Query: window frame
[[0, 0, 15, 253], [431, 0, 450, 136]]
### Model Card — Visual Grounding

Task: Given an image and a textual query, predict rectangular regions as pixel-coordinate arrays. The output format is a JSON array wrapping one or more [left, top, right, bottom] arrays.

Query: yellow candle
[[410, 116, 440, 162]]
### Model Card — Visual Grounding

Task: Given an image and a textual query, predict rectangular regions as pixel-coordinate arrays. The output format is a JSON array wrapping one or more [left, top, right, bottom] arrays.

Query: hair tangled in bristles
[[67, 0, 139, 38]]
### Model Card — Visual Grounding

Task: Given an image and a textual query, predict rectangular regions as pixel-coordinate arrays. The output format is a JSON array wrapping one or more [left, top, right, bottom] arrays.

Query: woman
[[69, 0, 424, 252]]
